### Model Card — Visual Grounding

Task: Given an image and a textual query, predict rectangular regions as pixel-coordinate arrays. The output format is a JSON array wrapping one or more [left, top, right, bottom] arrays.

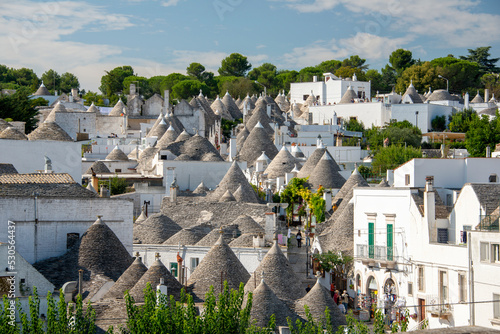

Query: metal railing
[[478, 214, 499, 232], [356, 244, 396, 262]]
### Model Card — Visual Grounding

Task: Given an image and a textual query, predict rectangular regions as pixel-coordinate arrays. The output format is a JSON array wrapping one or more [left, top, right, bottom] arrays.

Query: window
[[437, 228, 448, 244], [492, 244, 500, 263], [458, 273, 466, 303], [405, 174, 410, 186], [385, 214, 395, 261], [67, 233, 79, 249], [303, 94, 309, 101], [160, 155, 167, 160], [190, 257, 199, 271], [367, 213, 377, 259], [418, 266, 425, 292], [494, 294, 500, 319], [481, 242, 490, 261], [439, 270, 448, 304], [349, 116, 358, 121], [408, 282, 413, 296], [490, 174, 497, 183], [115, 169, 122, 173], [170, 263, 178, 277]]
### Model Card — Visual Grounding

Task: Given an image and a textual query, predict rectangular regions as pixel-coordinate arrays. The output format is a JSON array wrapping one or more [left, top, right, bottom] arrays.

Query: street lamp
[[438, 75, 449, 91], [254, 80, 267, 96]]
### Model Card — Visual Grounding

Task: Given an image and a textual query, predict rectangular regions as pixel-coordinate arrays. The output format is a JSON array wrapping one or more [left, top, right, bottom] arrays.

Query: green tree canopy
[[366, 120, 422, 150], [40, 69, 61, 92], [59, 72, 80, 94], [372, 145, 422, 172], [316, 59, 342, 74], [186, 62, 206, 80], [389, 49, 415, 76], [218, 53, 252, 77], [342, 55, 369, 71], [465, 112, 500, 157], [0, 87, 46, 132], [99, 65, 134, 97], [171, 79, 209, 100], [460, 46, 500, 73], [122, 76, 152, 98], [448, 108, 476, 133]]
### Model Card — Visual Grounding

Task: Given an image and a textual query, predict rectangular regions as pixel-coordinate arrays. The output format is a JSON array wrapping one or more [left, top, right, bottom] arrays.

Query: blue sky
[[1, 0, 500, 91]]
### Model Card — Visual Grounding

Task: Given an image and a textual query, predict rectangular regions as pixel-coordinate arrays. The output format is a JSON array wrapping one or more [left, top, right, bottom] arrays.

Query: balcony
[[356, 244, 398, 269]]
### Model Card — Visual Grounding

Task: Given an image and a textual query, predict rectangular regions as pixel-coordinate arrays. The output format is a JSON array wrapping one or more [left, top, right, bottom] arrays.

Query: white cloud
[[282, 33, 411, 68], [273, 0, 500, 47], [161, 0, 183, 7]]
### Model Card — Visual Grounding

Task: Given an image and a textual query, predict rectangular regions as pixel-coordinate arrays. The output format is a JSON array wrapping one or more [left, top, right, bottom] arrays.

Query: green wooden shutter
[[368, 222, 374, 258], [387, 224, 393, 261]]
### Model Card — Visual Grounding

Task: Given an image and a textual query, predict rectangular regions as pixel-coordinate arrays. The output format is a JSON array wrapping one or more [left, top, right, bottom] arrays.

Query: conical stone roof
[[163, 134, 222, 161], [175, 130, 191, 142], [333, 168, 368, 203], [228, 233, 257, 247], [135, 210, 147, 224], [147, 119, 169, 139], [148, 114, 165, 136], [109, 99, 126, 116], [103, 255, 147, 299], [319, 203, 354, 256], [235, 96, 242, 107], [211, 96, 232, 120], [236, 126, 250, 149], [86, 102, 100, 114], [339, 86, 357, 104], [378, 179, 390, 187], [85, 161, 111, 174], [291, 145, 305, 158], [187, 234, 250, 299], [238, 122, 278, 168], [297, 148, 337, 179], [244, 240, 305, 304], [426, 89, 453, 101], [105, 146, 129, 161], [27, 122, 73, 141], [264, 146, 302, 179], [245, 105, 274, 136], [133, 213, 182, 244], [209, 161, 260, 203], [307, 152, 346, 190], [128, 147, 140, 160], [156, 125, 178, 149], [192, 181, 209, 194], [163, 228, 206, 246], [0, 127, 27, 140], [0, 119, 10, 132], [250, 279, 300, 327], [195, 226, 239, 247], [222, 91, 243, 120], [402, 82, 423, 104], [129, 257, 183, 301], [78, 217, 133, 280], [219, 190, 236, 202], [232, 214, 264, 234], [295, 279, 347, 329], [34, 82, 51, 96], [45, 101, 67, 122], [471, 91, 484, 103], [240, 94, 255, 111]]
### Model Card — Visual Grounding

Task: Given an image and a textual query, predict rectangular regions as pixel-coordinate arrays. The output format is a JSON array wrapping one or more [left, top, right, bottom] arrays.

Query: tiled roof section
[[412, 189, 451, 219], [468, 183, 500, 215], [0, 173, 75, 184], [0, 163, 18, 174]]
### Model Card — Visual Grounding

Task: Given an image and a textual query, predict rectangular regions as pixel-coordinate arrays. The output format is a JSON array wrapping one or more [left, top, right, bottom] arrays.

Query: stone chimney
[[424, 176, 436, 242], [100, 185, 110, 198], [71, 88, 78, 99], [464, 92, 469, 109], [266, 104, 272, 118], [164, 90, 170, 114], [323, 189, 332, 211], [264, 212, 276, 243], [156, 277, 168, 303], [229, 138, 237, 162], [44, 156, 52, 173], [170, 177, 179, 203], [486, 145, 491, 158], [130, 83, 136, 96], [485, 88, 489, 102]]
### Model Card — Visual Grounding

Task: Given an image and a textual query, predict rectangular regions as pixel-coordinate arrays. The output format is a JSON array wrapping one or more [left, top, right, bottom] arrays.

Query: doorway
[[418, 298, 426, 322]]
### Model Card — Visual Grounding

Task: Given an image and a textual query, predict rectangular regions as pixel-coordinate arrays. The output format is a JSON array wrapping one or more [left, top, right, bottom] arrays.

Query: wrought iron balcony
[[356, 244, 398, 267]]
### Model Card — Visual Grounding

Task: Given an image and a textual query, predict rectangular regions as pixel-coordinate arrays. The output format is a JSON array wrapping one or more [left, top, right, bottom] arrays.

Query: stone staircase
[[286, 232, 316, 292]]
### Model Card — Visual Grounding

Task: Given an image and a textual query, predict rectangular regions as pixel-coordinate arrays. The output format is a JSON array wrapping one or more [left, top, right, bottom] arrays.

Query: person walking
[[330, 282, 335, 298], [342, 290, 349, 313], [333, 290, 340, 305], [296, 230, 302, 248]]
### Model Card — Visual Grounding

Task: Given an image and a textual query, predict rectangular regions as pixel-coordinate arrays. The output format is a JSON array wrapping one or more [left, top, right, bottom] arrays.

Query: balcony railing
[[356, 244, 397, 262], [478, 214, 499, 232]]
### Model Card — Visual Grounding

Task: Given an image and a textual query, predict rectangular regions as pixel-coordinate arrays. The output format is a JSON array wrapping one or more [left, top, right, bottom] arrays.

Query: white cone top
[[90, 102, 95, 107], [87, 182, 97, 193], [246, 93, 250, 98], [257, 151, 270, 162], [291, 145, 302, 153], [215, 109, 221, 115], [93, 216, 104, 225], [113, 145, 120, 150], [409, 80, 414, 87], [279, 145, 288, 152], [347, 85, 353, 91], [317, 141, 324, 149], [352, 167, 361, 175], [159, 118, 167, 125], [198, 89, 204, 97], [291, 164, 300, 173], [156, 113, 163, 120], [40, 81, 46, 87], [167, 125, 174, 131], [321, 151, 331, 161], [225, 90, 230, 97], [216, 95, 221, 100], [490, 94, 496, 102], [255, 121, 264, 129]]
